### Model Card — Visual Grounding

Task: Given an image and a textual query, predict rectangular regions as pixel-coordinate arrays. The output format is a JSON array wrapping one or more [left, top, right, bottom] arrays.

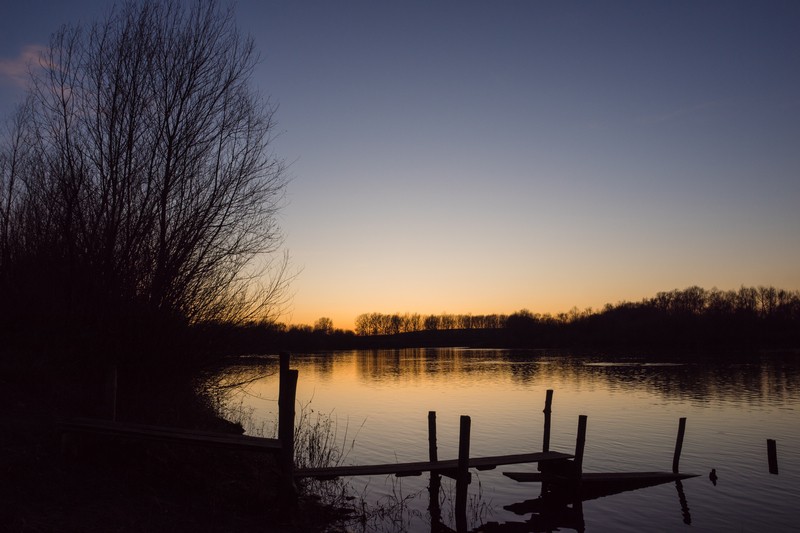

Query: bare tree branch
[[0, 0, 291, 353]]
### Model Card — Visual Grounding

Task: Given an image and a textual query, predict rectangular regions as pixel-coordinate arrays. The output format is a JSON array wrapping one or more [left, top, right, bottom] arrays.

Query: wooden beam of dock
[[59, 417, 282, 451], [294, 450, 573, 480], [503, 471, 697, 483]]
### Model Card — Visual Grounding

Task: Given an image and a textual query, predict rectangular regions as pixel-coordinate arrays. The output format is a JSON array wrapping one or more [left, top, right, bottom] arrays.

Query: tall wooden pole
[[457, 415, 471, 483], [278, 352, 298, 505], [672, 417, 686, 474], [543, 389, 553, 453], [428, 411, 438, 463], [278, 351, 292, 462], [427, 411, 442, 530], [456, 415, 471, 533], [573, 415, 587, 480], [571, 415, 587, 506], [767, 439, 779, 474]]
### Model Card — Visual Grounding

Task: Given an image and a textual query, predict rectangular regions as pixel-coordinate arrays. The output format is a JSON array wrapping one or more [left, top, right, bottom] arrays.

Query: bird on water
[[709, 468, 718, 485]]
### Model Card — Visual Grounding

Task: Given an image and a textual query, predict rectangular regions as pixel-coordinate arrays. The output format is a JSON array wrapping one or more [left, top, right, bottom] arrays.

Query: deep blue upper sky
[[2, 1, 799, 327]]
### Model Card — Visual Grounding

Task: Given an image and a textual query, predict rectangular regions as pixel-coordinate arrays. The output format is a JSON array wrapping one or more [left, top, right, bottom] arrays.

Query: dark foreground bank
[[0, 357, 349, 532]]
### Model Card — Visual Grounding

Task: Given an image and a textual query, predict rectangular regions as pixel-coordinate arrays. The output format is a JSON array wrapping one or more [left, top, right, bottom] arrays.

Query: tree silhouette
[[313, 317, 334, 334], [346, 286, 799, 349], [0, 1, 289, 356]]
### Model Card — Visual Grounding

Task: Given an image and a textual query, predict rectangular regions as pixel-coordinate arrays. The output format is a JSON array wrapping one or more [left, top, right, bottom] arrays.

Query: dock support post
[[672, 417, 686, 473], [457, 415, 471, 483], [570, 415, 587, 505], [543, 389, 553, 453], [574, 415, 587, 480], [428, 411, 438, 463], [456, 415, 471, 533], [427, 411, 442, 529], [278, 352, 298, 506], [767, 439, 779, 474]]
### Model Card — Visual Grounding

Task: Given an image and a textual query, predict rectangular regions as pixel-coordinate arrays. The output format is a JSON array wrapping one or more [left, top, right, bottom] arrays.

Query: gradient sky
[[2, 1, 799, 329]]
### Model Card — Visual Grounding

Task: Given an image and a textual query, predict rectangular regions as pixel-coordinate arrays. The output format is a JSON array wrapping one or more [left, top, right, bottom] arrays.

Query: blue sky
[[2, 1, 799, 329]]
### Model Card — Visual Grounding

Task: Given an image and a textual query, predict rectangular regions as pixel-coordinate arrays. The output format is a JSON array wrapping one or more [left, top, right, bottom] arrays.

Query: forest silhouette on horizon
[[213, 285, 800, 353]]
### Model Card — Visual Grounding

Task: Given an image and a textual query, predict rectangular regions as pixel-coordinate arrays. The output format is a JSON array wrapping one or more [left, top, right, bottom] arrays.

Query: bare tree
[[0, 1, 289, 341], [0, 102, 33, 276], [313, 317, 334, 334]]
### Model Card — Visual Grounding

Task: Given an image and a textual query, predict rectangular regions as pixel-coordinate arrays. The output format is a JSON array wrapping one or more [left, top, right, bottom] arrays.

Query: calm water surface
[[219, 349, 800, 532]]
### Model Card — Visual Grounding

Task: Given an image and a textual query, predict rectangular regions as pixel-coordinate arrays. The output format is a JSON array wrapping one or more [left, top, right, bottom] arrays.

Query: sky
[[2, 1, 799, 330]]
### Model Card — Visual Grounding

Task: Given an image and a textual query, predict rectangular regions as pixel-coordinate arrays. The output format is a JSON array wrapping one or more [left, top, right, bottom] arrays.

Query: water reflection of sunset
[[220, 350, 800, 448], [216, 349, 800, 532]]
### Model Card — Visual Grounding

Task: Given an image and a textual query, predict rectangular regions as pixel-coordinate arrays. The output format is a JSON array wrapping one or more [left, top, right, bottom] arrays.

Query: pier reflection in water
[[425, 466, 692, 532], [219, 349, 800, 532]]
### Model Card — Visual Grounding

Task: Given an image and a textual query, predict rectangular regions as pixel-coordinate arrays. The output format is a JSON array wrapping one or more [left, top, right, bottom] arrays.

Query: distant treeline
[[354, 312, 508, 335], [206, 285, 800, 353], [355, 285, 799, 336], [506, 285, 800, 349]]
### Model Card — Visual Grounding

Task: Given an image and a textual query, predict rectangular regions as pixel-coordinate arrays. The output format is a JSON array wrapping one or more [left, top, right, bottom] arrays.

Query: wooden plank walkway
[[59, 417, 282, 452], [503, 470, 697, 484], [294, 450, 573, 480]]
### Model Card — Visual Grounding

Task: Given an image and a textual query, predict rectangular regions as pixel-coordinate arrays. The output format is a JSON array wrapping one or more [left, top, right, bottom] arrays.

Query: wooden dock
[[290, 364, 700, 532], [295, 405, 577, 482], [58, 352, 298, 502], [503, 470, 697, 485], [297, 389, 697, 500], [57, 351, 701, 530], [295, 450, 574, 480], [501, 412, 698, 520], [59, 417, 282, 451]]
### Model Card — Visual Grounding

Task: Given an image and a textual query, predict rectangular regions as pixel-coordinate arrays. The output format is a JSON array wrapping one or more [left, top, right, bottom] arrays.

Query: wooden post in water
[[278, 370, 297, 468], [767, 439, 779, 474], [428, 411, 438, 463], [457, 415, 471, 483], [539, 389, 554, 483], [456, 415, 471, 533], [673, 417, 687, 474], [278, 353, 298, 504], [278, 351, 292, 455], [278, 371, 298, 456], [543, 389, 553, 453], [573, 415, 587, 481], [569, 415, 587, 506], [427, 411, 442, 529]]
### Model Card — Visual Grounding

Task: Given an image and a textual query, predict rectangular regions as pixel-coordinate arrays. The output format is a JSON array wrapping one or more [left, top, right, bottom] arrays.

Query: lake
[[216, 349, 800, 532]]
